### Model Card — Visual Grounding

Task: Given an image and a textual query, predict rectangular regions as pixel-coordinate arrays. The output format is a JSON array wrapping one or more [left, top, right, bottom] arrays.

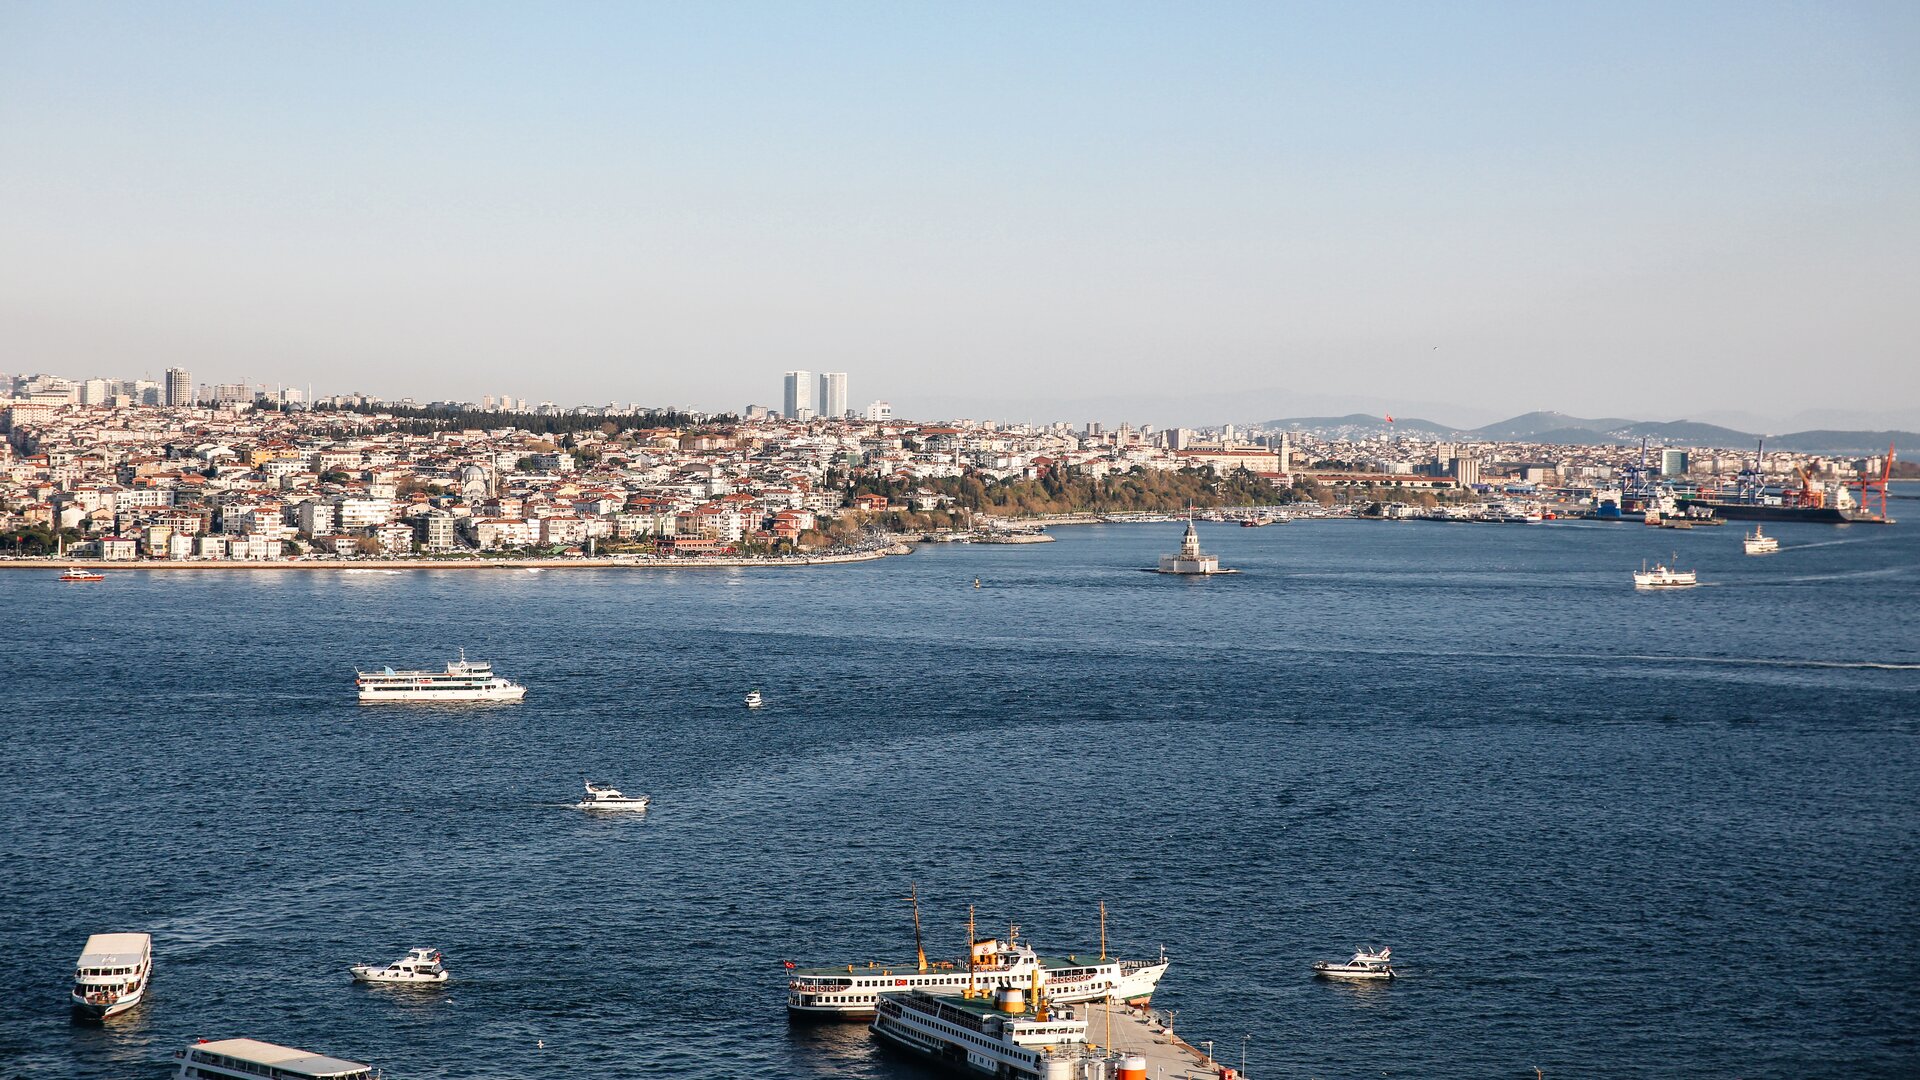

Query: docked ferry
[[71, 932, 151, 1018], [789, 920, 1168, 1020], [355, 651, 526, 703], [872, 985, 1129, 1080], [173, 1038, 375, 1080]]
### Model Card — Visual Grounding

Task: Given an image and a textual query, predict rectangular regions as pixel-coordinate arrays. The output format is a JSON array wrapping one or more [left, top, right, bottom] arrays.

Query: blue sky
[[2, 2, 1916, 427]]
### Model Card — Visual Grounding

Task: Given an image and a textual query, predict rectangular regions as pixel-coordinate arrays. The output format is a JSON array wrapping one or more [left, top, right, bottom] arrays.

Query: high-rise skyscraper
[[818, 372, 848, 419], [165, 367, 192, 406], [783, 371, 814, 419]]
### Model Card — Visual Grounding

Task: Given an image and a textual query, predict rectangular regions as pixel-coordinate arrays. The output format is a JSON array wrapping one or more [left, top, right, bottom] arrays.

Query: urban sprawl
[[0, 368, 1895, 563]]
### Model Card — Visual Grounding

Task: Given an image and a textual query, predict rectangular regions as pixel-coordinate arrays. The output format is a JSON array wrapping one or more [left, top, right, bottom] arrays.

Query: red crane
[[1852, 443, 1897, 520]]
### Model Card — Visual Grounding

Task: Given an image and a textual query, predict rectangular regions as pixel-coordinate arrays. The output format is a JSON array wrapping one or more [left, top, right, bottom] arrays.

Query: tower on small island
[[1158, 513, 1229, 575]]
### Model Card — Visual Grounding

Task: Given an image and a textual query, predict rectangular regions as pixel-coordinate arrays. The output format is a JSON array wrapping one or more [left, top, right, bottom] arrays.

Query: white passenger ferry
[[1743, 526, 1780, 555], [355, 650, 527, 703], [1632, 559, 1698, 589], [173, 1038, 375, 1080], [871, 983, 1135, 1080], [788, 904, 1168, 1020], [71, 932, 151, 1018]]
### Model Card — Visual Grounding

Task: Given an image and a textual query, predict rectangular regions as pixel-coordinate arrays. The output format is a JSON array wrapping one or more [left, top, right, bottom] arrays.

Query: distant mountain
[[1468, 411, 1635, 441], [1256, 409, 1915, 457], [1260, 413, 1459, 437], [1765, 430, 1913, 456]]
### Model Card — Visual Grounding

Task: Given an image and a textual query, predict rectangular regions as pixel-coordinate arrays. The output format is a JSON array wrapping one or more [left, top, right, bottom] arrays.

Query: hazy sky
[[3, 2, 1916, 428]]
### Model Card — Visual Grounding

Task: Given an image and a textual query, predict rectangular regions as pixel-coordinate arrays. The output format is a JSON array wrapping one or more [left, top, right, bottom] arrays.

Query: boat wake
[[342, 569, 406, 575]]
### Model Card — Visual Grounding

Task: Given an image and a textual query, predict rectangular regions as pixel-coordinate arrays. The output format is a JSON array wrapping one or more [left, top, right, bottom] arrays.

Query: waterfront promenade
[[0, 545, 914, 571]]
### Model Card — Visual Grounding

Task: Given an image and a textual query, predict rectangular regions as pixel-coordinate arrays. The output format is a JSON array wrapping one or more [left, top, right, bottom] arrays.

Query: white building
[[818, 372, 848, 419], [783, 371, 814, 419], [865, 400, 892, 421]]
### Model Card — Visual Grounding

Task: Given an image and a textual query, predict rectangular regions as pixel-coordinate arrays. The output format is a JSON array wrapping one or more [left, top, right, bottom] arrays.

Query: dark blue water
[[4, 514, 1917, 1079]]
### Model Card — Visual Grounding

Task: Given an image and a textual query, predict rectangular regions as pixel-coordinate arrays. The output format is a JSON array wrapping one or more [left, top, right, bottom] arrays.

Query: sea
[[3, 504, 1917, 1079]]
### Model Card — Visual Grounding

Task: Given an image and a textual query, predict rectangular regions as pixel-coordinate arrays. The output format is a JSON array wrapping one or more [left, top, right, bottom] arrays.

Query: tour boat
[[575, 780, 650, 812], [1743, 526, 1779, 555], [1632, 559, 1698, 589], [744, 689, 764, 709], [350, 946, 448, 985], [71, 932, 151, 1018], [871, 983, 1122, 1080], [355, 650, 526, 703], [1312, 946, 1396, 980], [59, 567, 105, 582], [788, 905, 1168, 1020], [173, 1038, 375, 1080]]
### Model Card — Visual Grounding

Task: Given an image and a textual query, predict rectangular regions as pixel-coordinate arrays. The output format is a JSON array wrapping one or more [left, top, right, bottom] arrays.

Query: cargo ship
[[1676, 440, 1896, 525]]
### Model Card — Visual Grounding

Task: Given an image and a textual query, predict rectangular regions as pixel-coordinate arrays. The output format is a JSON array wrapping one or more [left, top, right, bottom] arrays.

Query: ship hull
[[357, 686, 527, 703], [1676, 500, 1890, 524]]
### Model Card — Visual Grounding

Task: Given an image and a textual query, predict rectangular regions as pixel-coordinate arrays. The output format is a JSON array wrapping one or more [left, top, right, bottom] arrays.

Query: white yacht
[[350, 946, 448, 985], [575, 780, 650, 812], [71, 932, 151, 1018], [173, 1038, 375, 1080], [788, 914, 1168, 1020], [744, 689, 764, 709], [1743, 526, 1780, 555], [1633, 559, 1699, 589], [355, 650, 526, 703], [1312, 946, 1396, 980]]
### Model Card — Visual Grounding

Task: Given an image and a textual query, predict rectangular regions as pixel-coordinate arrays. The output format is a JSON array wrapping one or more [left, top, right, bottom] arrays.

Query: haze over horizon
[[4, 2, 1917, 428]]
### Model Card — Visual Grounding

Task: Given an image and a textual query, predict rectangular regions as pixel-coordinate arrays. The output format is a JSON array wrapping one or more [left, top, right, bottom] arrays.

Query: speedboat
[[744, 689, 763, 709], [1633, 559, 1698, 589], [350, 946, 447, 985], [1312, 946, 1395, 980], [60, 567, 105, 582], [1743, 526, 1779, 555], [575, 780, 650, 812]]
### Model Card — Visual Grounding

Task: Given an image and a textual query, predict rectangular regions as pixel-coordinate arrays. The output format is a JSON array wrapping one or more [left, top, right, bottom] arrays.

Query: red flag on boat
[[1385, 414, 1395, 423], [783, 960, 796, 969]]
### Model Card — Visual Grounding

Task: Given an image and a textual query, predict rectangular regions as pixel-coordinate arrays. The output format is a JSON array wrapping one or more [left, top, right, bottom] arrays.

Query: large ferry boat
[[871, 983, 1131, 1080], [173, 1038, 375, 1080], [71, 932, 151, 1018], [355, 651, 526, 703], [788, 902, 1168, 1020]]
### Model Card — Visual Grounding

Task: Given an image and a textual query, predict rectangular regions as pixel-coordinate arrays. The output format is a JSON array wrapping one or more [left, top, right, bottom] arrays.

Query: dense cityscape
[[0, 366, 1900, 564]]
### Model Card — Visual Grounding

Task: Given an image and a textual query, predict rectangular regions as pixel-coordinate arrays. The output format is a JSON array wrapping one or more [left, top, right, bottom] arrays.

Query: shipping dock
[[1080, 1001, 1242, 1080]]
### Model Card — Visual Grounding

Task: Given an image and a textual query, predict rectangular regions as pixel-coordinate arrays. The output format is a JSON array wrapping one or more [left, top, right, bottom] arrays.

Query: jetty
[[1081, 1001, 1240, 1079]]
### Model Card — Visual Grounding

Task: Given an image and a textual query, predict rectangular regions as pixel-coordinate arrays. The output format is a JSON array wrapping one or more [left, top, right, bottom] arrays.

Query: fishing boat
[[1633, 558, 1698, 589], [350, 947, 447, 985], [575, 780, 650, 812], [59, 567, 105, 582], [71, 933, 151, 1018], [788, 896, 1168, 1020], [1743, 526, 1779, 555], [1312, 946, 1396, 980]]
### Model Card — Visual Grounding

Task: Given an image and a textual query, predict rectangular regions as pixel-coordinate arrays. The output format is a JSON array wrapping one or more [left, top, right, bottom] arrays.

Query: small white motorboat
[[744, 690, 763, 709], [60, 567, 105, 582], [1743, 526, 1779, 555], [1633, 558, 1698, 589], [1312, 946, 1396, 980], [350, 947, 447, 985], [575, 780, 650, 812]]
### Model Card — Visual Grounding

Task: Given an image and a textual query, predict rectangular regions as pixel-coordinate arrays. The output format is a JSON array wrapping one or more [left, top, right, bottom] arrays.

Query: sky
[[2, 1, 1917, 429]]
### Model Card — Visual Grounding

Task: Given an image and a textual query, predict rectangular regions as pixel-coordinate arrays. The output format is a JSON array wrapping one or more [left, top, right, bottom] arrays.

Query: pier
[[1080, 1001, 1238, 1080]]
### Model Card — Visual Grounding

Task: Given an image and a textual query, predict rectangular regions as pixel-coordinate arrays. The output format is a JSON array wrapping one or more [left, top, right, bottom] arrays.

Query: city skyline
[[3, 4, 1916, 427]]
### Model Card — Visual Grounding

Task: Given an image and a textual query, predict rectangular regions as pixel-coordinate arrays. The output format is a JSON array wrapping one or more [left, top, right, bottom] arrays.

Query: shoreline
[[1, 544, 915, 571]]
